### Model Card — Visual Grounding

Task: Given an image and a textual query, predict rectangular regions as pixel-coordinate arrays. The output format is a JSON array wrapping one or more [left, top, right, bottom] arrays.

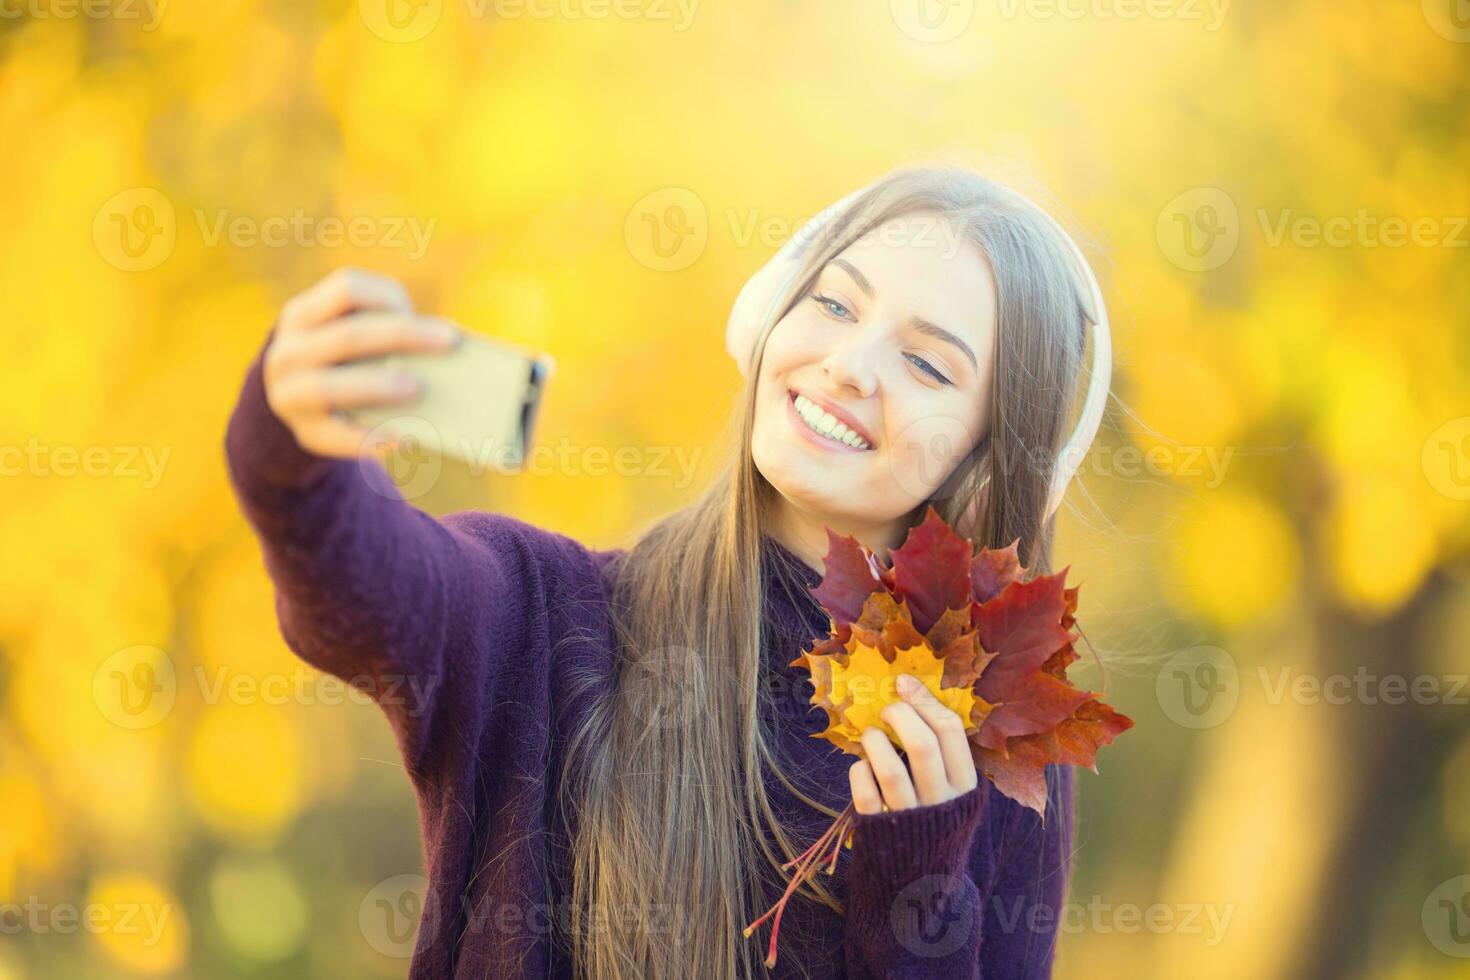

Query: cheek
[[751, 314, 815, 413], [882, 396, 985, 495], [761, 308, 832, 368]]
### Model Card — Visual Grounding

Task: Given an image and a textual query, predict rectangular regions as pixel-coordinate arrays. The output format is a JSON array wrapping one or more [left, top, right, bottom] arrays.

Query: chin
[[755, 450, 825, 504], [766, 460, 867, 516]]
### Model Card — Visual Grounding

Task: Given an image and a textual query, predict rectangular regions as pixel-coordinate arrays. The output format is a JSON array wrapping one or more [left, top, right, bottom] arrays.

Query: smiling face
[[751, 210, 999, 562]]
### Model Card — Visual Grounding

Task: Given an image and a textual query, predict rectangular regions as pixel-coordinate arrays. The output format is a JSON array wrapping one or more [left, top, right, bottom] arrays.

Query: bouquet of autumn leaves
[[744, 506, 1133, 968]]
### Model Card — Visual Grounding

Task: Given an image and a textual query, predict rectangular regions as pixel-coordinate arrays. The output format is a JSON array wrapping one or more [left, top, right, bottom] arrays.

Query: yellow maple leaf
[[821, 637, 981, 750]]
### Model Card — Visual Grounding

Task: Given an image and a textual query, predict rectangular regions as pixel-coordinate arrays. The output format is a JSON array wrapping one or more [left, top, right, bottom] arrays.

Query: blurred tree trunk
[[1288, 566, 1460, 979]]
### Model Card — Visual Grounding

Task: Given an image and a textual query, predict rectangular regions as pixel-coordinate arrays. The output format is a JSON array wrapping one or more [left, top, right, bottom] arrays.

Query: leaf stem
[[744, 802, 857, 968]]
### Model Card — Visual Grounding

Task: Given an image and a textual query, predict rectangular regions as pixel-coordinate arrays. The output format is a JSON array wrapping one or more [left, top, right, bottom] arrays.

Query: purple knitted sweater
[[223, 334, 1075, 979]]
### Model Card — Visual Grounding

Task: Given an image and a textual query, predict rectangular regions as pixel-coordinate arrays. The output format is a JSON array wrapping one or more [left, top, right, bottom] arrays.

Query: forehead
[[830, 212, 997, 337]]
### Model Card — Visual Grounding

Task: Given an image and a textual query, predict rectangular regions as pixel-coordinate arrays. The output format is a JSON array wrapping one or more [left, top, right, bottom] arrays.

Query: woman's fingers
[[891, 674, 980, 794], [851, 675, 980, 815], [849, 759, 885, 816], [293, 414, 393, 460], [270, 313, 459, 375], [278, 267, 413, 335], [877, 699, 951, 806], [858, 725, 919, 811], [268, 364, 423, 418], [262, 268, 427, 460]]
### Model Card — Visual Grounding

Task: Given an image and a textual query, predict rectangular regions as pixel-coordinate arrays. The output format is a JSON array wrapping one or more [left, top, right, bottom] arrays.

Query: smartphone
[[344, 331, 554, 471]]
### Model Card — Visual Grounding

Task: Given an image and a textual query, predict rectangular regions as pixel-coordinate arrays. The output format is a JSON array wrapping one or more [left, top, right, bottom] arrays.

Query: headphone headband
[[726, 179, 1111, 521]]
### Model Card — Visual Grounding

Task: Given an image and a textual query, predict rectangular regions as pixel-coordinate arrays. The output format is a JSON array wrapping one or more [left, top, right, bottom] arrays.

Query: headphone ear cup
[[725, 250, 797, 377]]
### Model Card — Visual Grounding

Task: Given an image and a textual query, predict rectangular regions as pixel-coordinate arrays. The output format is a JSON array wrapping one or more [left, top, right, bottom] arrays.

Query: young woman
[[224, 165, 1108, 979]]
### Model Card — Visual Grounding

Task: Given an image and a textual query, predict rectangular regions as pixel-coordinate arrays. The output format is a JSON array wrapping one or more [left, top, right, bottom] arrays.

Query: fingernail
[[428, 321, 459, 344], [897, 674, 917, 694], [395, 373, 421, 394]]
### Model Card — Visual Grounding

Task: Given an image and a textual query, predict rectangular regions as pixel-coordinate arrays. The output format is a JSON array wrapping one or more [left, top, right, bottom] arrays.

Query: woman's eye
[[811, 292, 952, 386], [906, 354, 953, 386], [810, 293, 853, 320]]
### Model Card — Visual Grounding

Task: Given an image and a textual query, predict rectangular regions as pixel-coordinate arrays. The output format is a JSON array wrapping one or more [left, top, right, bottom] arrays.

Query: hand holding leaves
[[848, 671, 980, 815]]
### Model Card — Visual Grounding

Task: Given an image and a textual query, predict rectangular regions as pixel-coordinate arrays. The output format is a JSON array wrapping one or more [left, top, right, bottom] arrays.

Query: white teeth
[[793, 394, 872, 450]]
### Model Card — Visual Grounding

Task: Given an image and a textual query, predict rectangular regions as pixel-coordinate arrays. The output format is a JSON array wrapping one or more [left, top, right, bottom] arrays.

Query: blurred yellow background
[[2, 1, 1468, 977]]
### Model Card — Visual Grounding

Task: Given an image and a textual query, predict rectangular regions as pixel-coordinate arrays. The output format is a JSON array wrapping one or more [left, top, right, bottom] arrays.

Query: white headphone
[[726, 180, 1111, 521]]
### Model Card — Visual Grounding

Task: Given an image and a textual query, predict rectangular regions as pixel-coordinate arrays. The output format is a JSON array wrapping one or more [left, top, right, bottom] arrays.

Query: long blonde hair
[[555, 165, 1096, 979]]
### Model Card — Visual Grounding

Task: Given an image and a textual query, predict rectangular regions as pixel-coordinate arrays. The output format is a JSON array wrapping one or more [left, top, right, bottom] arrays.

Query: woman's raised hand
[[849, 673, 981, 814], [263, 267, 461, 459]]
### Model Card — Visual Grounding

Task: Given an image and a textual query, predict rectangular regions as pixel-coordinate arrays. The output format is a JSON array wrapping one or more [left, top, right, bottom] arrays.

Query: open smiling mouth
[[786, 390, 875, 452]]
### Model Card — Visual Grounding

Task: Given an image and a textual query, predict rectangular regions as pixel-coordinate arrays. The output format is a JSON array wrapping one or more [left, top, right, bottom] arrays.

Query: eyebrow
[[828, 258, 980, 372]]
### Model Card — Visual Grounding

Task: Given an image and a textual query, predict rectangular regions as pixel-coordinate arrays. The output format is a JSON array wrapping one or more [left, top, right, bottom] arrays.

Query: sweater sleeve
[[977, 765, 1076, 977], [843, 765, 1076, 978], [222, 327, 602, 784]]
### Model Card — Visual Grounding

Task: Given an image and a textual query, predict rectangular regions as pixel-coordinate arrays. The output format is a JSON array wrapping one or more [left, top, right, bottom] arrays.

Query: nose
[[819, 333, 878, 399]]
